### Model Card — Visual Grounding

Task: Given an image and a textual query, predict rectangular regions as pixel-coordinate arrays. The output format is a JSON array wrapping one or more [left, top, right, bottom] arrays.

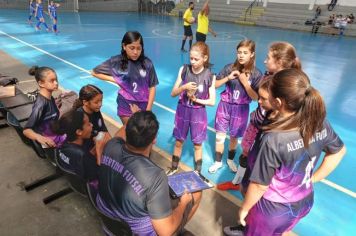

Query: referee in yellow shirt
[[181, 2, 195, 52], [196, 0, 217, 42]]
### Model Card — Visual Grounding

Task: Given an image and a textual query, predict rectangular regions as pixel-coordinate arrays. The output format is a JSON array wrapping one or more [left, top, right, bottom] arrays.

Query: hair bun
[[28, 66, 39, 76]]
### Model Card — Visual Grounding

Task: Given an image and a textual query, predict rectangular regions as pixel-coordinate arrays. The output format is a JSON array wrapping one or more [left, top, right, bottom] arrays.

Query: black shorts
[[196, 32, 206, 42], [184, 25, 193, 37]]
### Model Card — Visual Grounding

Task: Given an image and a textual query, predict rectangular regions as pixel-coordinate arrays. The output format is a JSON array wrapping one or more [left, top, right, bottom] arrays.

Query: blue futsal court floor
[[0, 9, 355, 235]]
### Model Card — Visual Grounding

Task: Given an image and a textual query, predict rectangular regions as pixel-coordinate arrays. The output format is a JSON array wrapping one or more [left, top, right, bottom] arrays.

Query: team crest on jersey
[[139, 69, 147, 77], [198, 84, 204, 93]]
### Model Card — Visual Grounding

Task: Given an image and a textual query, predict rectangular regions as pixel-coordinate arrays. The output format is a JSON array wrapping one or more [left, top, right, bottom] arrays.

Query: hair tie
[[305, 85, 312, 96]]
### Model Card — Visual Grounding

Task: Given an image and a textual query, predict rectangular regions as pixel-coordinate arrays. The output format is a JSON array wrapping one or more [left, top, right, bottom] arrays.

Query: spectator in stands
[[347, 13, 354, 23], [315, 6, 321, 19], [72, 84, 111, 164], [224, 69, 346, 236], [96, 111, 202, 235], [328, 14, 335, 24], [52, 110, 99, 181], [196, 0, 217, 42], [181, 1, 194, 52], [23, 66, 65, 148], [334, 15, 347, 35]]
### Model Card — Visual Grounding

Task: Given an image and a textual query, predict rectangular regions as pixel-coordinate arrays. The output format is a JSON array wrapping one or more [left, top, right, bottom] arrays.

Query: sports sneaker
[[227, 159, 238, 172], [223, 224, 245, 236], [217, 181, 239, 191], [181, 48, 187, 53], [208, 161, 223, 173], [166, 167, 178, 176], [35, 26, 41, 31]]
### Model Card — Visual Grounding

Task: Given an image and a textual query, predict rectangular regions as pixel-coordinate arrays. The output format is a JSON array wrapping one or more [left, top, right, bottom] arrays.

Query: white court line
[[1, 29, 355, 199], [321, 179, 356, 198], [79, 75, 94, 79], [32, 38, 120, 46]]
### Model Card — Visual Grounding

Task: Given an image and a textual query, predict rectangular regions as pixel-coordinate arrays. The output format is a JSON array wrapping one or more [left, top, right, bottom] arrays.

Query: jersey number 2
[[132, 82, 138, 93]]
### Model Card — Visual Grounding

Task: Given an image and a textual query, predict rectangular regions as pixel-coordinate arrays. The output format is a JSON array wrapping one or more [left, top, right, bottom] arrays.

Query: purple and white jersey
[[24, 94, 65, 146], [217, 64, 262, 104], [178, 65, 213, 108], [249, 120, 343, 203], [93, 55, 159, 102], [249, 105, 267, 128]]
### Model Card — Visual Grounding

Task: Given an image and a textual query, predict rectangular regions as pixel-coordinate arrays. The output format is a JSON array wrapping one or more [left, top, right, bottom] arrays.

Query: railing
[[139, 0, 175, 15], [244, 0, 262, 21]]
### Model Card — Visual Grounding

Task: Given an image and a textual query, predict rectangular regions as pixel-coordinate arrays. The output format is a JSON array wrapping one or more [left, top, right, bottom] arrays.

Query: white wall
[[231, 0, 356, 7]]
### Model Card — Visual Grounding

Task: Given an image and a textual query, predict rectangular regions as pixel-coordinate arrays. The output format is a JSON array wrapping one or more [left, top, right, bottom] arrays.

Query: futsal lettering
[[101, 155, 144, 196], [287, 139, 304, 152]]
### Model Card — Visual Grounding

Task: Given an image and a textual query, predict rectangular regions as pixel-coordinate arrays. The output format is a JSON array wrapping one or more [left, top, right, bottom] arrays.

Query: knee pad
[[215, 132, 226, 144]]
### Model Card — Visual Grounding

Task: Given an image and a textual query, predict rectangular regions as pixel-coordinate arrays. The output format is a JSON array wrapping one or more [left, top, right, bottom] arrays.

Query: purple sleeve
[[93, 58, 112, 75], [322, 120, 344, 154], [250, 69, 263, 91], [249, 135, 280, 186], [24, 99, 45, 129], [216, 64, 232, 80], [148, 63, 159, 88]]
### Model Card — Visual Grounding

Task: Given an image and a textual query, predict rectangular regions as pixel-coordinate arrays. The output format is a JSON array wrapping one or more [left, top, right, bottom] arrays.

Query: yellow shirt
[[183, 8, 193, 26], [197, 12, 209, 34]]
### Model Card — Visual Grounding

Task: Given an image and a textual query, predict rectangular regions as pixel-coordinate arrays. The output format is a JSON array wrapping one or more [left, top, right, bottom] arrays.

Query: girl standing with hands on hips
[[224, 69, 346, 236], [208, 40, 262, 174], [92, 31, 159, 137], [167, 42, 216, 175]]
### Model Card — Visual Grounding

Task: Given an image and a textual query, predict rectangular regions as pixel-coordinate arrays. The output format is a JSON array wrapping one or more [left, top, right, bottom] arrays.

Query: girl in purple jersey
[[72, 84, 111, 165], [208, 40, 262, 174], [218, 42, 303, 190], [23, 66, 65, 148], [224, 69, 346, 236], [92, 31, 159, 138], [167, 42, 216, 175]]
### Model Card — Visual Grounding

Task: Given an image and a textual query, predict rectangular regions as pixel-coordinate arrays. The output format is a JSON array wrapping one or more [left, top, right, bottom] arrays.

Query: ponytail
[[269, 42, 302, 71], [299, 87, 325, 147], [72, 84, 103, 110], [28, 65, 56, 83], [265, 69, 325, 147], [291, 57, 302, 70], [72, 99, 84, 111]]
